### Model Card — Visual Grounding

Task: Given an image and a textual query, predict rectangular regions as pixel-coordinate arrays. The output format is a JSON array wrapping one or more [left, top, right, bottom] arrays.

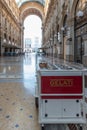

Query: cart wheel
[[35, 97, 38, 108], [41, 125, 45, 130], [80, 126, 83, 130]]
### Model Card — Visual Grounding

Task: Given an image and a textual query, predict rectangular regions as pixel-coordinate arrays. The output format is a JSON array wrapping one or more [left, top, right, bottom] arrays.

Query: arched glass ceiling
[[15, 0, 45, 7]]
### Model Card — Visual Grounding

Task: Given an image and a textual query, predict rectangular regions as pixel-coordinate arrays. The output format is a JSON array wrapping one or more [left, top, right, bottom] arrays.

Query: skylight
[[15, 0, 45, 7]]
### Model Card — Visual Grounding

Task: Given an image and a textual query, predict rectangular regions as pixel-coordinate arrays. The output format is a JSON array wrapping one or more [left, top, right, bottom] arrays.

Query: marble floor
[[0, 53, 87, 130], [0, 53, 40, 130]]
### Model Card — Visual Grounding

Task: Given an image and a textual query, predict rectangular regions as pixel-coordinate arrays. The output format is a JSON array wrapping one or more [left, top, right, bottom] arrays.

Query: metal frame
[[37, 70, 86, 128]]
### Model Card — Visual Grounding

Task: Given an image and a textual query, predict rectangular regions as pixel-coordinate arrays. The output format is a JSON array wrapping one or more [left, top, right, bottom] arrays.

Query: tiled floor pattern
[[0, 54, 87, 130], [0, 54, 40, 130], [0, 82, 40, 130]]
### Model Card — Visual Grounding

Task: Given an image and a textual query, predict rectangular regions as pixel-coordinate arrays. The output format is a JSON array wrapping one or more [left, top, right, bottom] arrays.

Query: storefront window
[[75, 0, 87, 63]]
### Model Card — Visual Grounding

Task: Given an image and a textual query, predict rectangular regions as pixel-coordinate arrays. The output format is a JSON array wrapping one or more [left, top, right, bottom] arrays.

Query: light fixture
[[58, 32, 61, 41], [9, 41, 11, 44], [50, 38, 52, 41], [3, 39, 6, 43], [12, 42, 14, 45], [67, 27, 70, 38], [61, 27, 65, 31], [54, 34, 57, 38], [77, 10, 84, 17], [58, 32, 62, 44]]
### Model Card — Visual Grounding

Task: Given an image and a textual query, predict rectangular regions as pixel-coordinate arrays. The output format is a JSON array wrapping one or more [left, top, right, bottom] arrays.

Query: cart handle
[[40, 93, 84, 96]]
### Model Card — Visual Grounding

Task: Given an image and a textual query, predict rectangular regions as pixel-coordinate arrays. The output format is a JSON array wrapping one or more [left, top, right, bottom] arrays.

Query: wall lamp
[[76, 10, 84, 17], [61, 27, 65, 31], [3, 39, 6, 44]]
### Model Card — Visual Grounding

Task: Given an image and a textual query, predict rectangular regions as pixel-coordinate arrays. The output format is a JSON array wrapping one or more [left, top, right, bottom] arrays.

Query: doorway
[[63, 36, 67, 61], [24, 15, 42, 53], [75, 36, 84, 63]]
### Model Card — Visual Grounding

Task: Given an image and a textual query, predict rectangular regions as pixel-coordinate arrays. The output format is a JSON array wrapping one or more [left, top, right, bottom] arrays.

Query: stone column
[[20, 22, 24, 52], [57, 32, 61, 58], [50, 38, 52, 57], [41, 23, 44, 45], [0, 10, 4, 56], [54, 34, 58, 57], [69, 18, 75, 62], [0, 35, 1, 56], [0, 10, 1, 56], [60, 28, 64, 59]]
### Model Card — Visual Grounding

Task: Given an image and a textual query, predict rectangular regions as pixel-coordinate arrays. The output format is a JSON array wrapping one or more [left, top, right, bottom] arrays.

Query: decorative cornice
[[1, 0, 20, 28]]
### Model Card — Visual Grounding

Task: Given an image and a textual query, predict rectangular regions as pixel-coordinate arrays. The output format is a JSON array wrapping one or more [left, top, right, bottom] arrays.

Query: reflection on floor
[[0, 53, 40, 130]]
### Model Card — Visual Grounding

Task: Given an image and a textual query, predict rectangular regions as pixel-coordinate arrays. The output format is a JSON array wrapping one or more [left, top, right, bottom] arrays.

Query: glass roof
[[16, 0, 45, 7]]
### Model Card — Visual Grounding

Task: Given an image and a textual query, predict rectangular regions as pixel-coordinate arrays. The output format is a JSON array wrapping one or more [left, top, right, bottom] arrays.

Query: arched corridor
[[0, 0, 87, 130], [19, 1, 44, 50], [24, 15, 42, 53]]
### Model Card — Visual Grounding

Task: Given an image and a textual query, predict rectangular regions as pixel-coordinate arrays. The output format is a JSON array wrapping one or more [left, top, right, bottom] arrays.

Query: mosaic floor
[[0, 54, 40, 130]]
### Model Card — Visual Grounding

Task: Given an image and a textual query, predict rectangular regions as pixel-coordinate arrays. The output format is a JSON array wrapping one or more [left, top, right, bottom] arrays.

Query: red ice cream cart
[[35, 58, 87, 130]]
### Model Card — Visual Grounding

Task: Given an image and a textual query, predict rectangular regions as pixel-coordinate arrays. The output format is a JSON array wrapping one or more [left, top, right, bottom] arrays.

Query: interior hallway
[[0, 53, 40, 130]]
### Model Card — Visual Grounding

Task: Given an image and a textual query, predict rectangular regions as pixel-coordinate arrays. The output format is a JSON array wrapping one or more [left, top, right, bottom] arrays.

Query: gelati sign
[[41, 76, 82, 99], [50, 79, 73, 87]]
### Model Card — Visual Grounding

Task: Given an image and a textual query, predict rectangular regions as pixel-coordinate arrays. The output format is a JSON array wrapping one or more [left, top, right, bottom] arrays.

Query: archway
[[19, 1, 44, 50], [24, 15, 42, 53]]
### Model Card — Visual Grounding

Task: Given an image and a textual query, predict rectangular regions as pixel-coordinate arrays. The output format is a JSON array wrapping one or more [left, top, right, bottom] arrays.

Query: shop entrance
[[75, 36, 84, 63]]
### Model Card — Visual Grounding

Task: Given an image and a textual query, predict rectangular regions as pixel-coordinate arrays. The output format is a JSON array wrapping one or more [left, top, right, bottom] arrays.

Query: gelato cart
[[35, 56, 87, 130]]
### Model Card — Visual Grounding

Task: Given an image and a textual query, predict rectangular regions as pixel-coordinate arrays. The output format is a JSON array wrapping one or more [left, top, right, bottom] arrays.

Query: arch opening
[[23, 15, 42, 53], [19, 1, 44, 53]]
